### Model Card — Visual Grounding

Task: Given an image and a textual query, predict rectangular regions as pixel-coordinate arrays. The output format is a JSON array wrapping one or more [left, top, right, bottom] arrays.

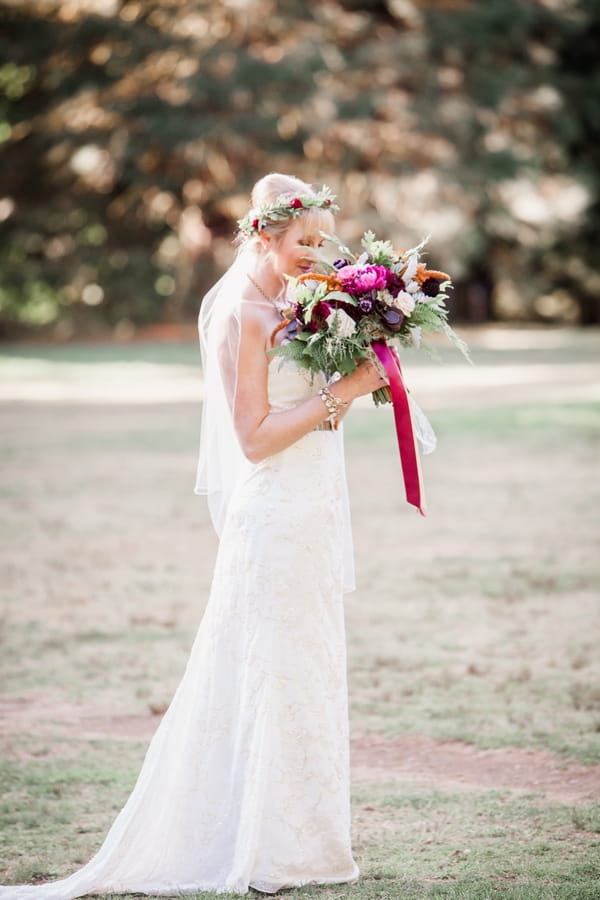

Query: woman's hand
[[330, 358, 388, 405]]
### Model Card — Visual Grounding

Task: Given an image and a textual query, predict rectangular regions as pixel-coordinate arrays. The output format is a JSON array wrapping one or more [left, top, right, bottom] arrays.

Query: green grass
[[0, 340, 202, 368], [344, 399, 600, 445], [351, 782, 600, 884], [0, 749, 143, 884], [1, 752, 599, 897]]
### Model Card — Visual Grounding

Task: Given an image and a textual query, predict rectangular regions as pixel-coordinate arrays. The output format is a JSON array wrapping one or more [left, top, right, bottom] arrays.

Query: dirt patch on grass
[[0, 695, 161, 747], [351, 734, 600, 804], [2, 696, 598, 804]]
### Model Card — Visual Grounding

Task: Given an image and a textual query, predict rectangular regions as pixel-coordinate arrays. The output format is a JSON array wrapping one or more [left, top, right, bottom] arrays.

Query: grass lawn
[[1, 326, 599, 898]]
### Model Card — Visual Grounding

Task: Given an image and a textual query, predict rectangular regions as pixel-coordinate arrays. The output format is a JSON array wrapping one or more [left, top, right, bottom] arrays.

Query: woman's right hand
[[333, 357, 388, 403]]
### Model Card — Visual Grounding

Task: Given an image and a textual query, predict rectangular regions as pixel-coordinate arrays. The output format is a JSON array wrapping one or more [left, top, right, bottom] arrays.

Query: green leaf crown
[[237, 185, 339, 237]]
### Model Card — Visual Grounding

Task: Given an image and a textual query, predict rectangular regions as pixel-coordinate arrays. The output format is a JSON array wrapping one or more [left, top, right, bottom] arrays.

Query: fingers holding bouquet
[[338, 355, 388, 401]]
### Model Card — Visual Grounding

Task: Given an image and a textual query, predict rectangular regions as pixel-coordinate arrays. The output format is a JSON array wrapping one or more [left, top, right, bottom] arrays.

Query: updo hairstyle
[[248, 173, 332, 245]]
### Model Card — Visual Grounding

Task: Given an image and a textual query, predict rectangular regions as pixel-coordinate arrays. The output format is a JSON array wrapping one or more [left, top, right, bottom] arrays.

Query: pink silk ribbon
[[371, 341, 426, 516]]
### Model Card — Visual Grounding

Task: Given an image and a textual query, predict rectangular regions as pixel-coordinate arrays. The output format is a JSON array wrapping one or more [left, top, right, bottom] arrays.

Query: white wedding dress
[[1, 359, 359, 898]]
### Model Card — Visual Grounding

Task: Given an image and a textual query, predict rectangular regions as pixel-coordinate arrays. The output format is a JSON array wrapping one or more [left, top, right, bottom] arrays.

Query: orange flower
[[415, 263, 451, 285], [297, 272, 342, 291]]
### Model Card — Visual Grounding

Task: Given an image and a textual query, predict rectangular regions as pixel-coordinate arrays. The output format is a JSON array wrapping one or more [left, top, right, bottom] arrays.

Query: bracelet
[[325, 384, 349, 408], [318, 386, 348, 421]]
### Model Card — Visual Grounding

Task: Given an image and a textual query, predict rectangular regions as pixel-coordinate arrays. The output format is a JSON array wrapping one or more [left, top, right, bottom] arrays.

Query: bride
[[1, 173, 386, 898]]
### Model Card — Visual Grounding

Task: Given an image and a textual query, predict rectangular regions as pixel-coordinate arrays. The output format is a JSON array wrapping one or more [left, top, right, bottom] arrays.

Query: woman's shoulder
[[238, 297, 274, 334]]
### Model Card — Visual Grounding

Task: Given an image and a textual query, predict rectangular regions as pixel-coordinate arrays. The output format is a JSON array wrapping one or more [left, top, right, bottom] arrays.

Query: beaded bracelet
[[318, 386, 348, 422]]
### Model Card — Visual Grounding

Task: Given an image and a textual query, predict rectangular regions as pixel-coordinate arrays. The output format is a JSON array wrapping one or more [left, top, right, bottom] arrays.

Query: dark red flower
[[312, 300, 331, 319], [386, 271, 405, 297], [334, 299, 362, 322], [289, 198, 304, 209], [308, 300, 332, 332], [421, 277, 441, 297], [252, 218, 260, 230]]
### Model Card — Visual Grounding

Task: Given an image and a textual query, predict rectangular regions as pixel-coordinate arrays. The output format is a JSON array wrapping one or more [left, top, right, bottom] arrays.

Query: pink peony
[[337, 264, 389, 294], [335, 264, 359, 280]]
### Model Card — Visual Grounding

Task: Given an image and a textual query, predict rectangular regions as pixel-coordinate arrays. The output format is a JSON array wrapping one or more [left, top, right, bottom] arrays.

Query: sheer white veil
[[194, 242, 256, 534], [194, 235, 356, 593]]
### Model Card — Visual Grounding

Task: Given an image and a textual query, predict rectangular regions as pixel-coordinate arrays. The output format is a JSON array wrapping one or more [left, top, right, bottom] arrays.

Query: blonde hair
[[242, 173, 334, 245], [251, 173, 316, 210]]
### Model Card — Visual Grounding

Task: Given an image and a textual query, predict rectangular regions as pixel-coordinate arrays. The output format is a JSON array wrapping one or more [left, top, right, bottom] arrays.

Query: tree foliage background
[[1, 0, 598, 338]]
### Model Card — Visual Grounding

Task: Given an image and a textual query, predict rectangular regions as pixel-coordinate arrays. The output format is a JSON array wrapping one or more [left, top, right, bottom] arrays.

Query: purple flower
[[379, 307, 405, 332], [359, 297, 374, 314], [333, 258, 350, 270], [283, 318, 299, 340]]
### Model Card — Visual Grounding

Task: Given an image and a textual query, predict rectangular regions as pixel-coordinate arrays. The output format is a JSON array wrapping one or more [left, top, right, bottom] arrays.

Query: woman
[[1, 173, 385, 898]]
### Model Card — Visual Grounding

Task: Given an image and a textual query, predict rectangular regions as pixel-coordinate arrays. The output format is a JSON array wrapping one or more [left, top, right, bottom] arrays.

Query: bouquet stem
[[372, 386, 392, 406]]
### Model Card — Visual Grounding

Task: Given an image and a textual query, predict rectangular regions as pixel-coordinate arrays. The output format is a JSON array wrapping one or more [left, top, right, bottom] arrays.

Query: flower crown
[[237, 185, 339, 237]]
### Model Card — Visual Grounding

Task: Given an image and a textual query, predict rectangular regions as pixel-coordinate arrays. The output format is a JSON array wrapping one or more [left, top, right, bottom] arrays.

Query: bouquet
[[272, 230, 470, 515], [273, 230, 469, 403]]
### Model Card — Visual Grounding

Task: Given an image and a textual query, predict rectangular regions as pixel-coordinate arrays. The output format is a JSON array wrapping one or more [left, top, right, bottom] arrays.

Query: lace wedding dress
[[1, 359, 359, 898]]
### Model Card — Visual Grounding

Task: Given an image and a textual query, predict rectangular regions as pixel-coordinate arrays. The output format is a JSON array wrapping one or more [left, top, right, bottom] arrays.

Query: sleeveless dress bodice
[[267, 356, 326, 410]]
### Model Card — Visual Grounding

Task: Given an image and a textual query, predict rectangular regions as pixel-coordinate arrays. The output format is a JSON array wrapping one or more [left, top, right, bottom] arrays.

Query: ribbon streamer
[[371, 341, 426, 516]]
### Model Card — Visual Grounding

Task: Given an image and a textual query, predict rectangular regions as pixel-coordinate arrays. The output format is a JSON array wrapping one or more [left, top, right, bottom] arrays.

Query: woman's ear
[[258, 230, 271, 252]]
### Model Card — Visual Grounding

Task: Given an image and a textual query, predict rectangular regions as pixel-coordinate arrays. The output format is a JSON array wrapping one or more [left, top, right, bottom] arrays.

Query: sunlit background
[[1, 0, 598, 340], [2, 5, 600, 892]]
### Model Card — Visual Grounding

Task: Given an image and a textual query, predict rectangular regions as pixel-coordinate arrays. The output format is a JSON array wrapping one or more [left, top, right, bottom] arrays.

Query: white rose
[[326, 308, 357, 338], [393, 291, 416, 316], [379, 288, 394, 307]]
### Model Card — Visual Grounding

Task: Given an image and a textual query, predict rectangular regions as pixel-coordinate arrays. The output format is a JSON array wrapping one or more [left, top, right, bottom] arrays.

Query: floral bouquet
[[274, 230, 469, 404], [272, 230, 470, 515]]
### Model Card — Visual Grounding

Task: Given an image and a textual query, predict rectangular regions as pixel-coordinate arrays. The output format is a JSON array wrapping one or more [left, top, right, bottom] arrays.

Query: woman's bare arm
[[233, 306, 384, 463]]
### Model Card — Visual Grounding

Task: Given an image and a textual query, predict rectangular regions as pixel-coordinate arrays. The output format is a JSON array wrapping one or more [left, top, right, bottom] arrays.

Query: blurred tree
[[421, 0, 600, 323], [0, 0, 597, 338]]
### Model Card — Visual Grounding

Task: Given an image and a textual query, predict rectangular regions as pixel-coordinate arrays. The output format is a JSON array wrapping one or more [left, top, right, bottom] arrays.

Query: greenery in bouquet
[[273, 231, 470, 405]]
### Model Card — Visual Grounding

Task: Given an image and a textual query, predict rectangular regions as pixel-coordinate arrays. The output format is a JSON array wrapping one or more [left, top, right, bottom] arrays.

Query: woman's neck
[[252, 261, 284, 302]]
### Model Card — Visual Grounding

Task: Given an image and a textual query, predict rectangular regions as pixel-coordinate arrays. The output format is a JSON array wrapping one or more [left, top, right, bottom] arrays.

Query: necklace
[[247, 274, 298, 341], [247, 273, 284, 315]]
